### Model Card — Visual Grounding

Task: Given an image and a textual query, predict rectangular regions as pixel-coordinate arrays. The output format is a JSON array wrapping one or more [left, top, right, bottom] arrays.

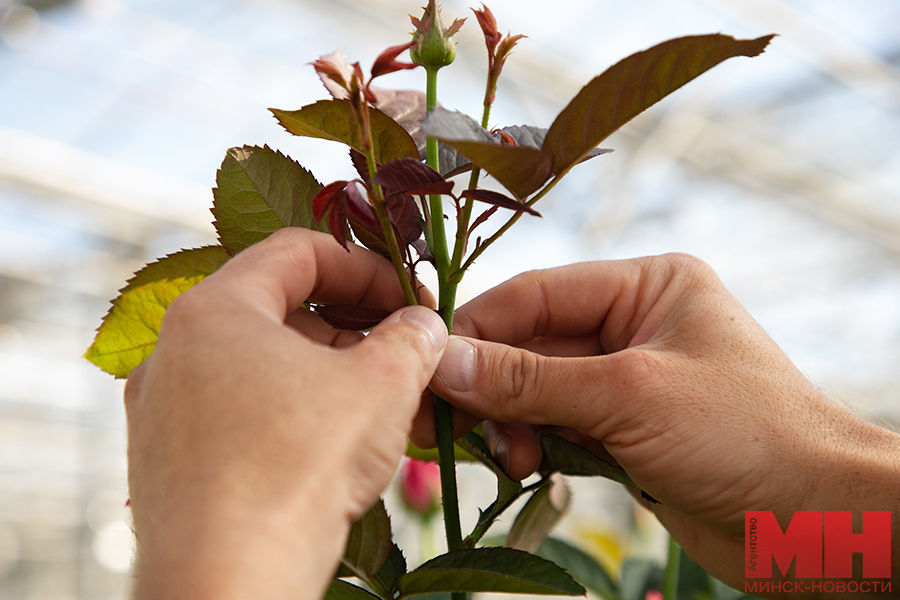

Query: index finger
[[453, 259, 644, 353], [453, 254, 717, 354], [193, 228, 409, 321]]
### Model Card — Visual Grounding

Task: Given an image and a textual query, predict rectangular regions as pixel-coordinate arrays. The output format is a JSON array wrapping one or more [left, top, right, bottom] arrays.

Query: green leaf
[[325, 579, 382, 600], [507, 477, 570, 553], [543, 34, 775, 179], [457, 431, 522, 520], [211, 145, 327, 255], [421, 109, 554, 199], [457, 431, 518, 497], [539, 435, 658, 503], [618, 558, 662, 600], [534, 538, 617, 600], [676, 546, 713, 600], [270, 100, 419, 165], [397, 547, 586, 597], [84, 246, 231, 378], [342, 498, 394, 580], [373, 543, 407, 596]]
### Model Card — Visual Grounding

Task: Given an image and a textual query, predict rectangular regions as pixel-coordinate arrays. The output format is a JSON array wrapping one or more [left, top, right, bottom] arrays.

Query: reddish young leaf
[[313, 181, 352, 249], [495, 33, 526, 68], [345, 181, 380, 231], [543, 34, 775, 178], [468, 205, 499, 235], [350, 217, 391, 259], [314, 180, 380, 251], [373, 157, 454, 196], [473, 4, 501, 55], [460, 189, 541, 216], [313, 51, 353, 99], [314, 304, 391, 331], [371, 41, 420, 79], [411, 238, 434, 263], [349, 149, 371, 184], [386, 193, 423, 244], [311, 52, 350, 98]]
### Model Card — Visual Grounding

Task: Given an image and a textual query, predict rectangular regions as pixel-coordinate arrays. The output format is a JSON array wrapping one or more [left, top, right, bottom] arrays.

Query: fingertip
[[359, 306, 448, 393], [433, 336, 476, 392], [397, 305, 448, 355], [484, 421, 543, 481]]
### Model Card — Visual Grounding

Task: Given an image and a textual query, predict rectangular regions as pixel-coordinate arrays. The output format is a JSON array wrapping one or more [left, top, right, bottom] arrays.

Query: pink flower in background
[[644, 591, 664, 600], [399, 458, 441, 518]]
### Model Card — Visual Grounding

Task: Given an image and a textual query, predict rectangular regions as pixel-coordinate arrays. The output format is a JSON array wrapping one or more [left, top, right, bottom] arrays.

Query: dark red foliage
[[473, 4, 501, 55], [386, 194, 423, 244], [349, 217, 391, 259], [345, 182, 380, 230], [313, 180, 379, 250], [460, 189, 541, 216], [314, 304, 391, 331], [373, 157, 454, 196], [371, 41, 420, 79], [468, 205, 498, 235]]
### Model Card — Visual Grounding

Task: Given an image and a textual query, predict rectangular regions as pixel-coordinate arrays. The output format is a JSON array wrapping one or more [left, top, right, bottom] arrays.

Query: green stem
[[425, 68, 452, 311], [364, 147, 418, 306], [663, 535, 681, 600], [424, 64, 464, 567]]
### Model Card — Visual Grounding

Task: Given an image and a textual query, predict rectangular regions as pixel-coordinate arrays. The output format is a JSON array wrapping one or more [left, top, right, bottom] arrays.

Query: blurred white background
[[1, 0, 899, 597]]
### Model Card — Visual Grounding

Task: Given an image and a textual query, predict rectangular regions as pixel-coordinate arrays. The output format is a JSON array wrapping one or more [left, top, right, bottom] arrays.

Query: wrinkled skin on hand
[[414, 254, 900, 597]]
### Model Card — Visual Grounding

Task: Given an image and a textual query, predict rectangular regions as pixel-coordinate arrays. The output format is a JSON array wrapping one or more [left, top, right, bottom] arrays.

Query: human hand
[[124, 228, 447, 600], [419, 254, 900, 592]]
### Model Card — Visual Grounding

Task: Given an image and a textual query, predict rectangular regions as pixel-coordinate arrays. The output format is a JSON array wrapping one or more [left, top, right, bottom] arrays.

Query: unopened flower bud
[[398, 458, 441, 518], [409, 0, 464, 70]]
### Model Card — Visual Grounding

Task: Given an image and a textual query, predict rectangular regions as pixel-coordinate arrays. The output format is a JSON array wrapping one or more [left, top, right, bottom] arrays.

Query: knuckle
[[606, 347, 673, 406], [493, 349, 542, 419], [507, 268, 545, 295], [655, 252, 718, 285]]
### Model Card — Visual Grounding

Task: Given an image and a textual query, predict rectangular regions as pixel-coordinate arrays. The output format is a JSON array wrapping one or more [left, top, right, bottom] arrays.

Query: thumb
[[351, 305, 449, 392], [431, 336, 627, 430]]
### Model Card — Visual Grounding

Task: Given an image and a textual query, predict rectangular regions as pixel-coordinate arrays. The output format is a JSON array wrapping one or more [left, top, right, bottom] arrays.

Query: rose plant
[[85, 3, 773, 599]]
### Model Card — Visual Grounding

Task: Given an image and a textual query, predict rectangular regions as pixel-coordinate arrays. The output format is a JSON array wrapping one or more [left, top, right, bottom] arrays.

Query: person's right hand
[[416, 254, 900, 593]]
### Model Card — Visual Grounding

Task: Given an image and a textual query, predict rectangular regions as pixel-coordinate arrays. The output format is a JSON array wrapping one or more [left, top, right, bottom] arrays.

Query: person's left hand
[[124, 228, 447, 600]]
